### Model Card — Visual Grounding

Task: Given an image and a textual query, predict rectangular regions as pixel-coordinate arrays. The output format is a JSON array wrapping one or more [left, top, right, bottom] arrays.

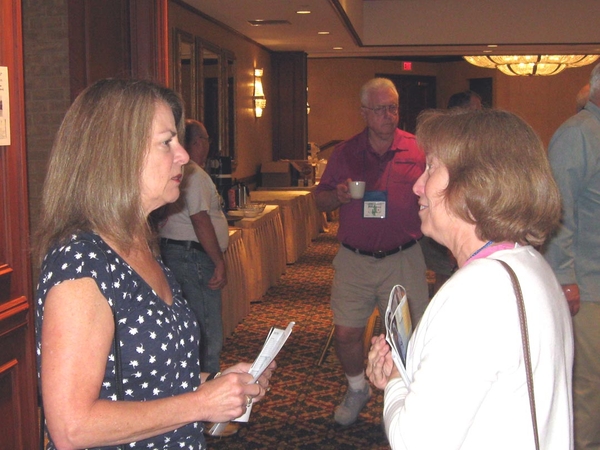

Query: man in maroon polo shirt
[[316, 77, 429, 427]]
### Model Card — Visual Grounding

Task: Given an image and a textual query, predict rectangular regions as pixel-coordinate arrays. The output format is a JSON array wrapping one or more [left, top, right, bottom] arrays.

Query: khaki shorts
[[573, 301, 600, 449], [330, 242, 429, 328]]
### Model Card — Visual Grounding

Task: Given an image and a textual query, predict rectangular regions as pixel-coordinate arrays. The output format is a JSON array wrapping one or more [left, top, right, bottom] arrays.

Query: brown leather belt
[[342, 239, 418, 259]]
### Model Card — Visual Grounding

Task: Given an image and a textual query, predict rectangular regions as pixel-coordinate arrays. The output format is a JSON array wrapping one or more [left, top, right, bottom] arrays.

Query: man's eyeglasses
[[362, 104, 399, 116]]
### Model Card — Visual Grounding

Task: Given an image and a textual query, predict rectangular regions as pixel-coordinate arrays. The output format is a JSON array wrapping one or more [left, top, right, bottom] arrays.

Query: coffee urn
[[208, 156, 233, 210]]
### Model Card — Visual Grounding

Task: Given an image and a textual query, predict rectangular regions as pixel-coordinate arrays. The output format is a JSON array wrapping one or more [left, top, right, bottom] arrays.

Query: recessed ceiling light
[[483, 50, 492, 53], [487, 44, 498, 48], [296, 8, 311, 14], [318, 31, 330, 35], [333, 47, 343, 50]]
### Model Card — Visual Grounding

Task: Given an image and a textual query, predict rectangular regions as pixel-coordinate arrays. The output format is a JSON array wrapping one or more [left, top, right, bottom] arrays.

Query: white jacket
[[384, 245, 573, 450]]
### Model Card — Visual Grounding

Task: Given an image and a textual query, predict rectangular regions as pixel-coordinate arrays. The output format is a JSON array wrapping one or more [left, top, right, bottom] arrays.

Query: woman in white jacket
[[367, 109, 573, 450]]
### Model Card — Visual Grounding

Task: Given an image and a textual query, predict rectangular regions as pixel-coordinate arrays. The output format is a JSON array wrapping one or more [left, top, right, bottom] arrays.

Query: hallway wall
[[308, 58, 593, 149], [169, 1, 274, 182]]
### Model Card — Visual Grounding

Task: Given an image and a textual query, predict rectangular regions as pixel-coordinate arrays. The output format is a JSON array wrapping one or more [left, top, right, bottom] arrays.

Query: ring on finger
[[246, 395, 253, 408]]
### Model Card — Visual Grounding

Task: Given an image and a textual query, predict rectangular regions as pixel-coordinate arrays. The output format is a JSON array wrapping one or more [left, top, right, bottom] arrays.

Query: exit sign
[[403, 61, 412, 71]]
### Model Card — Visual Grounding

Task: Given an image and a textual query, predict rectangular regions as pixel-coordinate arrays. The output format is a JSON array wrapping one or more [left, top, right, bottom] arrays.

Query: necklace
[[468, 240, 493, 260]]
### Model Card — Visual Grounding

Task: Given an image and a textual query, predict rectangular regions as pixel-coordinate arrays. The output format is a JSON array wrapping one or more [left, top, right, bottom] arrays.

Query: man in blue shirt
[[545, 62, 600, 450]]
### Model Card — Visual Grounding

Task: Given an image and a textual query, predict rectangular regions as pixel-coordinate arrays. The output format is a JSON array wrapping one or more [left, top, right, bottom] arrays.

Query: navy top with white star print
[[35, 232, 206, 449]]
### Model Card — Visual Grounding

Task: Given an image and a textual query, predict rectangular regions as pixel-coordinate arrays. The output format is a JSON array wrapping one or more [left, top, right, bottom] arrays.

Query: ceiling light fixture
[[464, 54, 600, 76], [296, 8, 311, 14], [317, 31, 330, 35]]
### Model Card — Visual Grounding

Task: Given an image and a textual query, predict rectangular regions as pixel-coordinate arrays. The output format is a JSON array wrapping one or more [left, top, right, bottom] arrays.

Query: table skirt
[[250, 190, 320, 264], [231, 205, 286, 301], [221, 228, 251, 338]]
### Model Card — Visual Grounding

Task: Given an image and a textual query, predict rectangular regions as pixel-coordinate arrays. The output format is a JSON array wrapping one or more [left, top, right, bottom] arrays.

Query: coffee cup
[[348, 181, 366, 199]]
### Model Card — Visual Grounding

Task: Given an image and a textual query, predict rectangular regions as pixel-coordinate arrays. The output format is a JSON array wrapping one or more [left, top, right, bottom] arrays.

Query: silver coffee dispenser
[[208, 156, 233, 210]]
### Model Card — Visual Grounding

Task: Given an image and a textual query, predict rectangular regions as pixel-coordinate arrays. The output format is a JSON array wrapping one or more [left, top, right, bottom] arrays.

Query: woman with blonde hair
[[35, 79, 273, 449]]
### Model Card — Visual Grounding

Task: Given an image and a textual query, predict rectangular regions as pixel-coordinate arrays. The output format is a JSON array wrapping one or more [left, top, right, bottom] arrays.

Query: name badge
[[363, 190, 387, 219]]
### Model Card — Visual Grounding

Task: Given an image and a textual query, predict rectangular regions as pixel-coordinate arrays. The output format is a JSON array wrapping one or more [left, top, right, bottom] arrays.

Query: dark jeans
[[161, 242, 223, 373]]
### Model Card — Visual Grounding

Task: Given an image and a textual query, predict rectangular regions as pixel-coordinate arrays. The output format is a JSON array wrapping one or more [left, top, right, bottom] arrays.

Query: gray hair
[[589, 63, 600, 102], [359, 78, 399, 106]]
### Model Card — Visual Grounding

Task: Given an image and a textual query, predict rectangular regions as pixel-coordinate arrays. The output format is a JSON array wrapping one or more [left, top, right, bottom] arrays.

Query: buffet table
[[221, 228, 252, 338], [229, 205, 286, 301], [250, 190, 321, 264]]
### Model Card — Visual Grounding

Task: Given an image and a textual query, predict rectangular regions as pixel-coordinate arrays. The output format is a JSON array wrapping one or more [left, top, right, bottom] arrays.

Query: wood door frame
[[0, 0, 38, 448]]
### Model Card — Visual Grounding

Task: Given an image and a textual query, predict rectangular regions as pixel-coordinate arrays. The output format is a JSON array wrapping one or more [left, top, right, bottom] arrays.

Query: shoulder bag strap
[[497, 259, 540, 450]]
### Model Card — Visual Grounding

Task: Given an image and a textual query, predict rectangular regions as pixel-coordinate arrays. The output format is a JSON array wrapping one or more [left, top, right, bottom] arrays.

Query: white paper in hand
[[247, 321, 295, 382], [209, 322, 295, 434]]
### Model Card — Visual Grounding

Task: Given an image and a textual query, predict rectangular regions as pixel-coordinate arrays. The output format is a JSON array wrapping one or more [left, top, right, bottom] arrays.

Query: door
[[378, 73, 437, 134], [470, 77, 493, 108]]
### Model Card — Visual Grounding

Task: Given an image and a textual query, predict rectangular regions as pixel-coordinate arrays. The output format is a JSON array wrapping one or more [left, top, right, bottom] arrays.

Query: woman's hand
[[199, 360, 276, 422], [222, 360, 276, 403], [197, 371, 255, 423], [366, 334, 398, 390]]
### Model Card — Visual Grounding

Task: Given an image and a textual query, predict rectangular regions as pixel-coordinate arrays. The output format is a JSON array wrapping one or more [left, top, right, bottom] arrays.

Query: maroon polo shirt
[[316, 128, 425, 252]]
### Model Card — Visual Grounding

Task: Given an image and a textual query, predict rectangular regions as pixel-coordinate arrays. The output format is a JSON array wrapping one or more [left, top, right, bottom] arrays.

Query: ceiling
[[181, 0, 600, 60]]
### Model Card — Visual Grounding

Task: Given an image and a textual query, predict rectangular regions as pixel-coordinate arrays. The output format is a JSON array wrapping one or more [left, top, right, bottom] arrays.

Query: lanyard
[[464, 242, 517, 267]]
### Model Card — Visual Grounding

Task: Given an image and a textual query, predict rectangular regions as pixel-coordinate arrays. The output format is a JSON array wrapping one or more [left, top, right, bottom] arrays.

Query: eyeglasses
[[362, 104, 399, 116]]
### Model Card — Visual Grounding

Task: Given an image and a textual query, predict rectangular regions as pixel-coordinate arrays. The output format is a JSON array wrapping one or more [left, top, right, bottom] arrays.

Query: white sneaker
[[334, 385, 372, 426]]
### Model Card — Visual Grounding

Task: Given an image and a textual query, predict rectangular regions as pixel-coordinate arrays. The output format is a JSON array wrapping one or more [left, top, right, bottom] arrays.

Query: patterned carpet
[[207, 222, 391, 449]]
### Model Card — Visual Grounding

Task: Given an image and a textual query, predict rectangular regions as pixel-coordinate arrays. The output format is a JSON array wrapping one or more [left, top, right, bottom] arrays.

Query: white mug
[[348, 181, 366, 199]]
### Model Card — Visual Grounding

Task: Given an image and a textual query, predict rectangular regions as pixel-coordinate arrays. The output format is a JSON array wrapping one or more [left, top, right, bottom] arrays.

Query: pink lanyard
[[464, 242, 517, 267]]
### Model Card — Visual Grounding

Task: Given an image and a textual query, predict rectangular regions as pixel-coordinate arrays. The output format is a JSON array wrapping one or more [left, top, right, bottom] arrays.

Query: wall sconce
[[253, 68, 266, 118]]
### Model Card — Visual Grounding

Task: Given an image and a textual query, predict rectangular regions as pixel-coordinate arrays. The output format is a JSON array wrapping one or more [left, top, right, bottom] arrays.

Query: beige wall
[[169, 2, 273, 181], [495, 67, 591, 147], [308, 58, 594, 149], [307, 58, 489, 147]]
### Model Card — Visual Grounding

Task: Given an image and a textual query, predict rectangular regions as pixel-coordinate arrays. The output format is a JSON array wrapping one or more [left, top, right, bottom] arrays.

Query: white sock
[[346, 372, 367, 392]]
